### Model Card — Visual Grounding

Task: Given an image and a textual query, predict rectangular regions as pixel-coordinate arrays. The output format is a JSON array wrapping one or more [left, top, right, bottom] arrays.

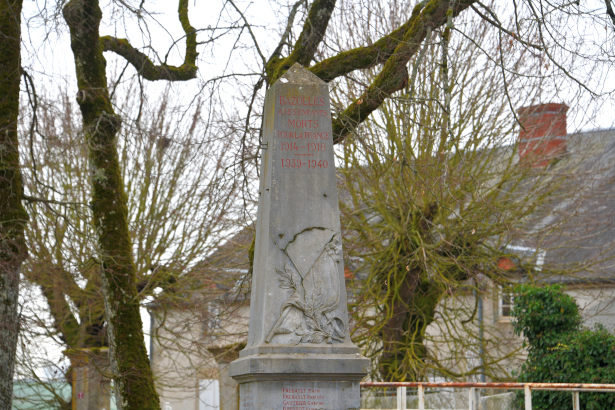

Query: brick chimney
[[517, 103, 569, 167]]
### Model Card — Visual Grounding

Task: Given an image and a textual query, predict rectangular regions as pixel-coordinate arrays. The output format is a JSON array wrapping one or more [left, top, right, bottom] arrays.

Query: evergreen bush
[[512, 284, 615, 409]]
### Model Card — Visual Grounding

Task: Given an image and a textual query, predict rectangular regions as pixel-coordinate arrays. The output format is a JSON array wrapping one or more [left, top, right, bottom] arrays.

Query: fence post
[[396, 386, 407, 410], [572, 391, 580, 410], [469, 387, 476, 410], [525, 385, 532, 410], [418, 384, 425, 410]]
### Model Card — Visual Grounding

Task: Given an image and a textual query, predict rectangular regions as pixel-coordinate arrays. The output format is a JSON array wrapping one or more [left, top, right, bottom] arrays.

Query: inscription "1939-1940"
[[280, 159, 328, 169]]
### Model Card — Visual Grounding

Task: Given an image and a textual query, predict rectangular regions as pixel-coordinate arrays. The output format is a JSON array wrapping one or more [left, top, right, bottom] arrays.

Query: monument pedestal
[[231, 353, 367, 409], [230, 64, 369, 409], [63, 348, 111, 410]]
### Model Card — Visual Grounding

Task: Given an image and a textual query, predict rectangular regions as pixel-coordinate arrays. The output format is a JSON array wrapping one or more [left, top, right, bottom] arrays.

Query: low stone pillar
[[209, 344, 244, 410], [63, 347, 111, 410]]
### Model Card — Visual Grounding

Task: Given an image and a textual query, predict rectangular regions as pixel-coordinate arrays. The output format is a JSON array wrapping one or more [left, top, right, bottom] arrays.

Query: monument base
[[230, 353, 369, 410], [239, 380, 360, 410]]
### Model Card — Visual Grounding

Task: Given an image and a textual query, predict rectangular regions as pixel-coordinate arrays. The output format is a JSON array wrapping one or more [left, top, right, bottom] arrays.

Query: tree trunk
[[378, 207, 441, 381], [379, 275, 440, 381], [62, 0, 160, 408], [0, 0, 26, 406]]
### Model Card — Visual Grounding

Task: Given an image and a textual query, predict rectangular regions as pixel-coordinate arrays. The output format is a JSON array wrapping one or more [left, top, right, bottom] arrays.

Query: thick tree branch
[[269, 0, 306, 62], [266, 0, 336, 83], [331, 0, 475, 144], [38, 273, 81, 347], [23, 194, 86, 206], [0, 0, 27, 404], [309, 1, 429, 82], [290, 0, 336, 65], [64, 0, 162, 406], [100, 0, 198, 81]]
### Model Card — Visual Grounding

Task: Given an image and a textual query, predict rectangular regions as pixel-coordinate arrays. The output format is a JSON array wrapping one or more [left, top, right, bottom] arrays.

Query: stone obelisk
[[229, 64, 369, 409]]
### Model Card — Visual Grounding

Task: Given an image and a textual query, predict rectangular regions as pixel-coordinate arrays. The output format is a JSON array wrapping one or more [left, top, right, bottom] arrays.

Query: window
[[498, 287, 516, 321], [201, 303, 220, 337], [199, 379, 220, 410]]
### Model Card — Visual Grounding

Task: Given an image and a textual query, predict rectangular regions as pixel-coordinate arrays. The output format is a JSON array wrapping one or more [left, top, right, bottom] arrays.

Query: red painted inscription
[[276, 92, 330, 171], [307, 143, 326, 152], [279, 96, 325, 106], [278, 108, 328, 116], [277, 131, 329, 140], [282, 387, 326, 410], [288, 119, 319, 128], [280, 159, 328, 169]]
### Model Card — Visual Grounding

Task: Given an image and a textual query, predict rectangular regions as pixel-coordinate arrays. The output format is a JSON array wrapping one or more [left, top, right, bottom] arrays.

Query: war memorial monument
[[229, 64, 369, 409]]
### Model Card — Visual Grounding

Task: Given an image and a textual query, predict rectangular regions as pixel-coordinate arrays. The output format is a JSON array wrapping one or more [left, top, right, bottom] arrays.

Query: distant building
[[149, 228, 252, 410]]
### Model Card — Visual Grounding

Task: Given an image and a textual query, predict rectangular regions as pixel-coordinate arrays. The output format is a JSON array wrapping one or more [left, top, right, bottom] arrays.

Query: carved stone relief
[[266, 228, 346, 344]]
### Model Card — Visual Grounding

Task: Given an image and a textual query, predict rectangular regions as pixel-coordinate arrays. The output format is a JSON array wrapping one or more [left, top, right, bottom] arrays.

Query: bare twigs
[[470, 2, 542, 50], [408, 26, 433, 101], [228, 0, 266, 67], [525, 0, 597, 97], [269, 0, 307, 62]]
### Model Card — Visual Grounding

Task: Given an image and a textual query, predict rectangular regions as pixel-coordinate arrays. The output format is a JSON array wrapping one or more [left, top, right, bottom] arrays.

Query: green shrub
[[512, 284, 615, 409]]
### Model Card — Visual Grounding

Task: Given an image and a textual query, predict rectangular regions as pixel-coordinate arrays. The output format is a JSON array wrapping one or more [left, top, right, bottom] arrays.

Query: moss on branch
[[100, 0, 198, 82], [331, 0, 476, 144], [0, 0, 27, 405], [101, 36, 197, 81], [309, 1, 425, 82], [266, 0, 336, 83]]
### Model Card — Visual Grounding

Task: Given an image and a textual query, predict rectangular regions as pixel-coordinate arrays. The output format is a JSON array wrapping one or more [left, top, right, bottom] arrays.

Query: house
[[148, 228, 252, 410], [150, 103, 615, 408]]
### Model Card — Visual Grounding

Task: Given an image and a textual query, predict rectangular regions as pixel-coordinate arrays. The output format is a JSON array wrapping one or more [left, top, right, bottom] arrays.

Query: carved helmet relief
[[266, 227, 346, 344]]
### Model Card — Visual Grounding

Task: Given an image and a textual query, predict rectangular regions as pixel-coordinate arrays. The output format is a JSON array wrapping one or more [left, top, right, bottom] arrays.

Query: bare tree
[[16, 80, 239, 407], [50, 0, 212, 405], [332, 4, 607, 381]]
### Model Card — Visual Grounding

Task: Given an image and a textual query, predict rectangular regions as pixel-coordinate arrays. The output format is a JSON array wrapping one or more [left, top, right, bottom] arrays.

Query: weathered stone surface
[[63, 348, 111, 410], [239, 381, 360, 410], [230, 63, 368, 410], [231, 354, 368, 382]]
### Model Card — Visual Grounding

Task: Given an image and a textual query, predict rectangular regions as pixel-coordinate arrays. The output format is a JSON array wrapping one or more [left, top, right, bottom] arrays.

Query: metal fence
[[360, 382, 615, 410]]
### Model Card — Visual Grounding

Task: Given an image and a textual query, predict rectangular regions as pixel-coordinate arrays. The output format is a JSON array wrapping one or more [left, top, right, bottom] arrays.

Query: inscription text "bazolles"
[[279, 96, 325, 106]]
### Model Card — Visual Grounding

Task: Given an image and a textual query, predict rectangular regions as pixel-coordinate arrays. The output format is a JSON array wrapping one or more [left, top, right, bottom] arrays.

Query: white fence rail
[[360, 381, 615, 410]]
